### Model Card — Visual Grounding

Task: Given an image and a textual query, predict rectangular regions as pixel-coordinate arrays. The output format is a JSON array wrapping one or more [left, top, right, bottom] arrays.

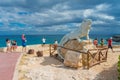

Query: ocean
[[0, 34, 119, 48]]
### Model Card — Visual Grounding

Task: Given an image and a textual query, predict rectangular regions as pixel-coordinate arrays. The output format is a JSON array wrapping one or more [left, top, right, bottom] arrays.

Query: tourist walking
[[21, 34, 27, 52], [108, 37, 114, 52]]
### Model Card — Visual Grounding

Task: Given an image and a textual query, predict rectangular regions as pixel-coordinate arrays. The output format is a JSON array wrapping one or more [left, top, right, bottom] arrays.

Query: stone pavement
[[0, 52, 21, 80]]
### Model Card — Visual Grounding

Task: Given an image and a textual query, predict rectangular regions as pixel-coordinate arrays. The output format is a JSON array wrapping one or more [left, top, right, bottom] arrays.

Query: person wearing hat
[[108, 37, 114, 52]]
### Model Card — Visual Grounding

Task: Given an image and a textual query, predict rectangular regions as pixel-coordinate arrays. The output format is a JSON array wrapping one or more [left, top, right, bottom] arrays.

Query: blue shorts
[[22, 42, 26, 47]]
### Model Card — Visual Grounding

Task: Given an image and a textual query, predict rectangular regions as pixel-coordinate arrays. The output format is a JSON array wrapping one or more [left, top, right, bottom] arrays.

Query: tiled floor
[[0, 52, 21, 80]]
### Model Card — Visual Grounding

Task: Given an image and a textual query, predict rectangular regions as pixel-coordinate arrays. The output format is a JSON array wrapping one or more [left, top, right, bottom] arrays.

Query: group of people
[[6, 34, 27, 53], [6, 33, 114, 53], [93, 38, 104, 47], [93, 37, 114, 52], [6, 39, 17, 52], [42, 37, 58, 45], [6, 34, 58, 53]]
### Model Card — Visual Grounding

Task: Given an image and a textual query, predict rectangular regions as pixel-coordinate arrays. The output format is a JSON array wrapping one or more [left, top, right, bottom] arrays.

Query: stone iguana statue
[[57, 19, 92, 59]]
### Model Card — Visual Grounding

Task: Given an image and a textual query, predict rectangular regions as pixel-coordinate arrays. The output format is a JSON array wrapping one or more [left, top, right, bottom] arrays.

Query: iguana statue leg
[[86, 34, 89, 40]]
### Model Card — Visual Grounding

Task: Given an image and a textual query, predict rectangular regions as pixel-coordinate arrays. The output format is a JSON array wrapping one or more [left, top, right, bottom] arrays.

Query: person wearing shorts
[[108, 37, 114, 52], [11, 40, 17, 51], [21, 34, 27, 52], [6, 38, 11, 53], [42, 37, 46, 46]]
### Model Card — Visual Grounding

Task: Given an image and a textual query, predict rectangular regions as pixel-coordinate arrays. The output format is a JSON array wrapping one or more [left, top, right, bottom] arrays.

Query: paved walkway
[[0, 52, 21, 80]]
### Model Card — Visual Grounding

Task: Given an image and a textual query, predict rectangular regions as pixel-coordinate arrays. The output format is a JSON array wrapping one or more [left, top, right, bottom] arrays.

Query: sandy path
[[18, 47, 120, 80]]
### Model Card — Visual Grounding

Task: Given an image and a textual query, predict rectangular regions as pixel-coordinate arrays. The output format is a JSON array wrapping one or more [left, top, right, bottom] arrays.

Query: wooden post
[[105, 49, 108, 61], [49, 44, 52, 56], [82, 53, 85, 69], [98, 50, 101, 64], [87, 53, 89, 69]]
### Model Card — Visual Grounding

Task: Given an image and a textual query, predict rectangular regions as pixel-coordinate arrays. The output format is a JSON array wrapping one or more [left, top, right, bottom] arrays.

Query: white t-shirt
[[42, 38, 46, 43], [6, 41, 11, 47], [7, 43, 11, 47], [54, 41, 58, 44]]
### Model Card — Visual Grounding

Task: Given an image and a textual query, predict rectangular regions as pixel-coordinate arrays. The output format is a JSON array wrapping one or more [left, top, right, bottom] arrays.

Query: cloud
[[97, 14, 114, 20], [0, 0, 25, 7], [83, 9, 94, 18], [95, 3, 111, 11], [93, 20, 106, 25], [0, 0, 120, 35]]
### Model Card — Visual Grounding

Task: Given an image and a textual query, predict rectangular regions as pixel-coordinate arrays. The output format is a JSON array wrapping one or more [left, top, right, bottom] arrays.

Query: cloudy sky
[[0, 0, 120, 35]]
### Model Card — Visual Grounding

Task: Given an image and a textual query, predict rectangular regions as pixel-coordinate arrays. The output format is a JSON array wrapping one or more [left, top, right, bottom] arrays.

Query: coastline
[[0, 44, 120, 52]]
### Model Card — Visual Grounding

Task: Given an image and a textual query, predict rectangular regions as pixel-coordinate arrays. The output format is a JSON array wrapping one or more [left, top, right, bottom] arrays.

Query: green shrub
[[118, 56, 120, 80]]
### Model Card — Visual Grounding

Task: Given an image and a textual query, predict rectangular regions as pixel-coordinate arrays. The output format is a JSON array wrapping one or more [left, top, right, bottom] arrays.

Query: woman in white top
[[6, 38, 11, 52]]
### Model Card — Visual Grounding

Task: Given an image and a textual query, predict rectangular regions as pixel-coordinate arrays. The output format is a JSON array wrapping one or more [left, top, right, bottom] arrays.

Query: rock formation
[[58, 19, 92, 59], [62, 39, 95, 68]]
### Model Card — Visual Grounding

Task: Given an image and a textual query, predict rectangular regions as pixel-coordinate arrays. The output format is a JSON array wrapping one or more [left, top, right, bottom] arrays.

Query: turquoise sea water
[[0, 34, 119, 47]]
